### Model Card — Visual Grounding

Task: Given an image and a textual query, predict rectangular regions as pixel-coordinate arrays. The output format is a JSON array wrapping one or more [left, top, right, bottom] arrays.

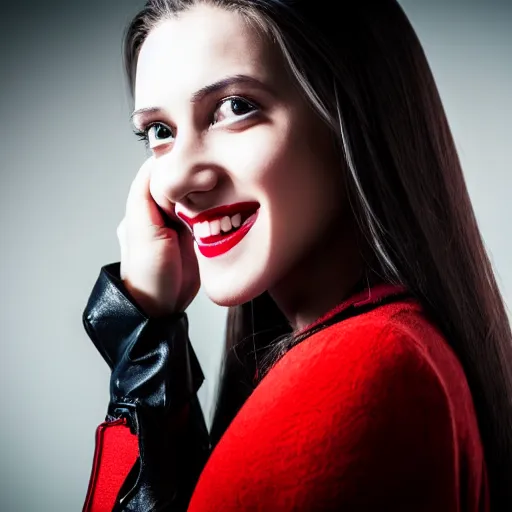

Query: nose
[[151, 133, 219, 208]]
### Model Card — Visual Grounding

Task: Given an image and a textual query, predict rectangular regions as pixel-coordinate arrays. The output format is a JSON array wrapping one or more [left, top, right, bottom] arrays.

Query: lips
[[198, 210, 259, 258], [177, 201, 260, 228], [176, 201, 260, 258]]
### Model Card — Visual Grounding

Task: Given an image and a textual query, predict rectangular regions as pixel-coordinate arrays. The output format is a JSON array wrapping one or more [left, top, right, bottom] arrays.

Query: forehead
[[135, 4, 280, 108]]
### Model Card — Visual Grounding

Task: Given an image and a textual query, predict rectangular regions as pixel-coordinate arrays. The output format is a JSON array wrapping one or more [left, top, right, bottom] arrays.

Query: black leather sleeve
[[82, 262, 211, 511]]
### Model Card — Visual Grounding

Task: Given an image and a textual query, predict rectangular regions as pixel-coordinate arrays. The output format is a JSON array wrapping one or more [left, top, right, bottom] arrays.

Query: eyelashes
[[132, 123, 174, 150], [132, 95, 259, 150], [212, 96, 258, 124]]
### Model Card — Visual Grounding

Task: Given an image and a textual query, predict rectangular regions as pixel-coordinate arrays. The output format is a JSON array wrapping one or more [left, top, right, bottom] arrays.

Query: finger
[[179, 225, 198, 266], [125, 156, 165, 231], [177, 226, 200, 309], [117, 218, 129, 280]]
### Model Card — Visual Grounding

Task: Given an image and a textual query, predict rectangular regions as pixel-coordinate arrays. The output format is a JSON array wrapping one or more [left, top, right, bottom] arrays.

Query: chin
[[202, 271, 269, 308]]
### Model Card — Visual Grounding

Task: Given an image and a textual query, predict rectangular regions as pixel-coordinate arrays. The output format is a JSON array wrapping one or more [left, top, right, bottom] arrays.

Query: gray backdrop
[[0, 1, 510, 510]]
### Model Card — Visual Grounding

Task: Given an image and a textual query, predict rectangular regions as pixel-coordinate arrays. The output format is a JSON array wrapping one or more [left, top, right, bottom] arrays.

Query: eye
[[133, 122, 175, 150], [132, 96, 259, 149], [211, 97, 258, 125]]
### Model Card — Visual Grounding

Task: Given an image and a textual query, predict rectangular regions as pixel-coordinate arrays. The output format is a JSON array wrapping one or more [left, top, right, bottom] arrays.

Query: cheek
[[215, 124, 314, 191]]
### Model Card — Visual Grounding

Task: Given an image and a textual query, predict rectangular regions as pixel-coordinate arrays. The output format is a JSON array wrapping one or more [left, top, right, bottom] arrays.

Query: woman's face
[[133, 3, 346, 306]]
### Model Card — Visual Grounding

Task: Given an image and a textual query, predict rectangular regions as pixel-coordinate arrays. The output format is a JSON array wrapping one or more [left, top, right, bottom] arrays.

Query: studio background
[[0, 1, 510, 510]]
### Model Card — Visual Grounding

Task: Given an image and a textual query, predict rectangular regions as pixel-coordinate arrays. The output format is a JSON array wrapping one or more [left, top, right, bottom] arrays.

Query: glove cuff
[[82, 262, 184, 368]]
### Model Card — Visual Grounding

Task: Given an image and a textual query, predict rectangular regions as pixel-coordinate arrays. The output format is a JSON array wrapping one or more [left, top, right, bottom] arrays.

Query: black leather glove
[[83, 262, 210, 511]]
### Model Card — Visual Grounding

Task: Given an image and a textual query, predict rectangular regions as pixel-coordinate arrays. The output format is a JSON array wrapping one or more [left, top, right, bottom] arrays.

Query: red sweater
[[84, 283, 490, 511]]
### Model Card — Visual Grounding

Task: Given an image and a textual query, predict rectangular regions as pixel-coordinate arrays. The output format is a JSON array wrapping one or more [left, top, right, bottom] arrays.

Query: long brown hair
[[123, 0, 512, 507]]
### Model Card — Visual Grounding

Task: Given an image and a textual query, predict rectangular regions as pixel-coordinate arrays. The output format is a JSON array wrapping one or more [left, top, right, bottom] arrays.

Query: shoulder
[[265, 297, 450, 408], [261, 298, 460, 504], [250, 298, 457, 457]]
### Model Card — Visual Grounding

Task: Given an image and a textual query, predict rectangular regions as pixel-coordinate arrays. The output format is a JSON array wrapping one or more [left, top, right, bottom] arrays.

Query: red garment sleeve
[[82, 400, 206, 512], [82, 418, 138, 512]]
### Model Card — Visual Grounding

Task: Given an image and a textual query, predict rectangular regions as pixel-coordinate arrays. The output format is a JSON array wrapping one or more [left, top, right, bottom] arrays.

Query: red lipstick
[[177, 202, 259, 227], [177, 202, 260, 258]]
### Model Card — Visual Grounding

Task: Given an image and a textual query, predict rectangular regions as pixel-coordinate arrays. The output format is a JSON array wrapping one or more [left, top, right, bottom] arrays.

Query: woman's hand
[[116, 157, 200, 317]]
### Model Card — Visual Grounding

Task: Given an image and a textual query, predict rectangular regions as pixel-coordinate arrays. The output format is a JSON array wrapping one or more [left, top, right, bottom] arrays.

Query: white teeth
[[210, 219, 221, 236], [231, 213, 242, 228], [200, 221, 211, 237], [220, 216, 231, 233], [193, 221, 210, 239], [192, 212, 249, 239]]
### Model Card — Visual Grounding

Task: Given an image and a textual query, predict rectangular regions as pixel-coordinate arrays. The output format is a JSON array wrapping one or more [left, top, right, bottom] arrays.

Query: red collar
[[294, 282, 409, 338]]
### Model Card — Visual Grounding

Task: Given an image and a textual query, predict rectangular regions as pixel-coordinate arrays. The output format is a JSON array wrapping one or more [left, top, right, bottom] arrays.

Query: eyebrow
[[130, 74, 271, 126]]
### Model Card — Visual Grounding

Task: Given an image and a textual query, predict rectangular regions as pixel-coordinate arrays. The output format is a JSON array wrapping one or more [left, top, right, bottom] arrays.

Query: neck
[[268, 217, 369, 333]]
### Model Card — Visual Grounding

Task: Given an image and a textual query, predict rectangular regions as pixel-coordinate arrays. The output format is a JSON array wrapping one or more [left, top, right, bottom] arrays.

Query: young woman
[[81, 0, 512, 510]]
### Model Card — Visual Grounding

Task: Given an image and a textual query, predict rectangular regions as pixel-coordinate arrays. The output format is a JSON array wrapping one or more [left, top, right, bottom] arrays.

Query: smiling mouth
[[195, 209, 260, 258], [174, 201, 260, 257], [192, 209, 257, 242]]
